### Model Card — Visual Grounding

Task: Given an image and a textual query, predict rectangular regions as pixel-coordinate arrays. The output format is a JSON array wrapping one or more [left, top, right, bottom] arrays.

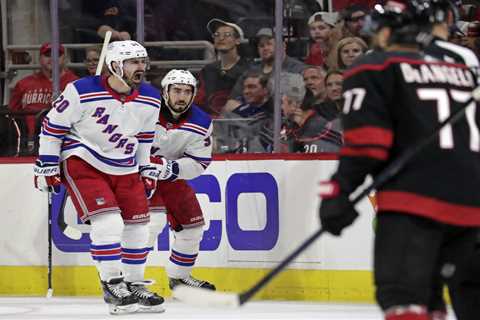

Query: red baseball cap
[[40, 42, 65, 56]]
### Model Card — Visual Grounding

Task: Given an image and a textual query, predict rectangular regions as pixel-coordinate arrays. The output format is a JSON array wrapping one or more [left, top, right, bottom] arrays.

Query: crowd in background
[[1, 0, 480, 156]]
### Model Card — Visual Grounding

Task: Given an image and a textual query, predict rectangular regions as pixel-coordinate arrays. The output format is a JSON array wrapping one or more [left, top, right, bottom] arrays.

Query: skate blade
[[138, 304, 165, 313], [108, 303, 139, 315]]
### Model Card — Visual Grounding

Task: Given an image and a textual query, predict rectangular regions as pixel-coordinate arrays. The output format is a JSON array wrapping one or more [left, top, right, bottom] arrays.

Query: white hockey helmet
[[105, 40, 148, 79], [161, 69, 197, 115]]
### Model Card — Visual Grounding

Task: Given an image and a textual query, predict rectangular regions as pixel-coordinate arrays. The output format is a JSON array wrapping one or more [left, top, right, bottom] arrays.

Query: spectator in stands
[[285, 88, 343, 153], [224, 27, 307, 113], [83, 46, 104, 76], [8, 42, 78, 155], [302, 66, 327, 104], [215, 71, 273, 153], [96, 0, 135, 41], [304, 11, 341, 68], [194, 19, 250, 117], [334, 37, 368, 71], [340, 4, 368, 38], [314, 69, 343, 121]]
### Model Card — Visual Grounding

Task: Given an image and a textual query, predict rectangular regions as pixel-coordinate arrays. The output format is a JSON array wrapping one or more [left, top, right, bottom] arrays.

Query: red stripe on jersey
[[340, 146, 388, 160], [344, 57, 469, 79], [344, 126, 393, 147], [377, 191, 480, 226]]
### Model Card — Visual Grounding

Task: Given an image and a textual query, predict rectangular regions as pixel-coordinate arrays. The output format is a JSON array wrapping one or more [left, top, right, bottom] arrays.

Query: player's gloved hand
[[139, 165, 159, 199], [318, 180, 359, 236], [151, 156, 179, 181], [33, 159, 62, 193]]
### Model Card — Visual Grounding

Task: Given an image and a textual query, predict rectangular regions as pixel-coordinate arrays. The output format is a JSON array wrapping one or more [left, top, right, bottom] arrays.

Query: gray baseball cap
[[308, 12, 339, 27], [207, 18, 244, 40]]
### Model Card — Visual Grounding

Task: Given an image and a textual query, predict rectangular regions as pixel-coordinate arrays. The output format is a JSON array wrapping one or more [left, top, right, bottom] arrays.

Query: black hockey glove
[[318, 180, 359, 236]]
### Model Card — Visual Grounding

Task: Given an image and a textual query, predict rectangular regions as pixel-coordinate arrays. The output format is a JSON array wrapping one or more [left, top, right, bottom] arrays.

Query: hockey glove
[[318, 180, 359, 236], [151, 156, 179, 181], [33, 160, 62, 194], [139, 165, 159, 200]]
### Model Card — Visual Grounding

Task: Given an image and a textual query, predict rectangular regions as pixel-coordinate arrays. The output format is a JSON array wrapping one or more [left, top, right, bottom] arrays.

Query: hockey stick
[[173, 87, 480, 308], [95, 30, 112, 76], [46, 192, 53, 298]]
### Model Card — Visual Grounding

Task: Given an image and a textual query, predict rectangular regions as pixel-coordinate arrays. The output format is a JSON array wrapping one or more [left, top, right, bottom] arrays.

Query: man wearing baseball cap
[[194, 18, 250, 116], [9, 42, 78, 155], [224, 27, 307, 113]]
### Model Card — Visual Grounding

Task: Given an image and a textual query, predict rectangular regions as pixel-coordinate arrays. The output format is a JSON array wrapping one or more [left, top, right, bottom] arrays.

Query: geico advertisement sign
[[52, 172, 280, 253]]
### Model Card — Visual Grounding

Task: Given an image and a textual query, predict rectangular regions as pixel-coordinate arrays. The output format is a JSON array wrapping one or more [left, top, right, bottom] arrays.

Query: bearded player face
[[166, 84, 194, 114]]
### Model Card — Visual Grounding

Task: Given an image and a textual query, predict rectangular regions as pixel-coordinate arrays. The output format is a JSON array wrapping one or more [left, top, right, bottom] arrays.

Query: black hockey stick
[[173, 89, 480, 307], [46, 192, 53, 298]]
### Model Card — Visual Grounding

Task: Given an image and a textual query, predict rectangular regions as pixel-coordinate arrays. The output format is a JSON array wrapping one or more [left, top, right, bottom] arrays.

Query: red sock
[[385, 305, 429, 320]]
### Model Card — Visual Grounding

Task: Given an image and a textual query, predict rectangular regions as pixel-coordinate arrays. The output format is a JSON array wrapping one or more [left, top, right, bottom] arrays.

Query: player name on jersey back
[[400, 62, 475, 87]]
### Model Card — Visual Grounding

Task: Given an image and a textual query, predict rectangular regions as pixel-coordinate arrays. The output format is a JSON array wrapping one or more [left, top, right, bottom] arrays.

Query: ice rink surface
[[0, 297, 457, 320]]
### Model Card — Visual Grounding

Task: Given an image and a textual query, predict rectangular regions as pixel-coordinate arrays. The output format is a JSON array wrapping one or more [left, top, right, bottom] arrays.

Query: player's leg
[[158, 180, 215, 290], [115, 172, 164, 312], [374, 212, 443, 320], [442, 227, 480, 320], [61, 157, 138, 314]]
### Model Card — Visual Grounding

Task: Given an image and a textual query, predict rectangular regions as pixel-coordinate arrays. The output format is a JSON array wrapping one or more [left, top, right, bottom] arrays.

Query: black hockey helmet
[[363, 0, 433, 45], [424, 0, 460, 25]]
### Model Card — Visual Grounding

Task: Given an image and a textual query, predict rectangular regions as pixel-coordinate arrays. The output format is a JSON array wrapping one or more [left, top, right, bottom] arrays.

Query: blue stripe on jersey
[[132, 99, 160, 109], [184, 152, 211, 162], [39, 155, 60, 163], [80, 97, 114, 104], [45, 121, 70, 130], [187, 105, 212, 130], [177, 127, 206, 136], [62, 140, 136, 167], [73, 76, 104, 94]]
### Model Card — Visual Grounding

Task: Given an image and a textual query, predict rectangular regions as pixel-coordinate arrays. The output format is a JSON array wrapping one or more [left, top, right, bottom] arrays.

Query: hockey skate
[[101, 276, 139, 315], [126, 280, 165, 313], [169, 275, 216, 291]]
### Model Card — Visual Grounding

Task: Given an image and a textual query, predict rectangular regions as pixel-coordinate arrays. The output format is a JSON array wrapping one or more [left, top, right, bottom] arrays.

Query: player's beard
[[125, 71, 144, 89]]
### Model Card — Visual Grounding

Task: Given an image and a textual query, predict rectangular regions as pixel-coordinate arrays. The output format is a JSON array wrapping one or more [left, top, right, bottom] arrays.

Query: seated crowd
[[2, 1, 480, 156]]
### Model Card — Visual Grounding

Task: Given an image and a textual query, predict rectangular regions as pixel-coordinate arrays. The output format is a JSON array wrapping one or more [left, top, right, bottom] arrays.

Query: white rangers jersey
[[151, 104, 212, 180], [39, 76, 161, 175]]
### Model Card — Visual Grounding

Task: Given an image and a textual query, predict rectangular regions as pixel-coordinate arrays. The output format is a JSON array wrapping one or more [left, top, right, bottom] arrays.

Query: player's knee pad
[[146, 212, 167, 248], [122, 223, 149, 248], [89, 212, 124, 244]]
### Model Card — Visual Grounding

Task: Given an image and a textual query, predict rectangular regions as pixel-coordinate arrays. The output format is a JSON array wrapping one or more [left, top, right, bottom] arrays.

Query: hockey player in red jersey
[[147, 69, 216, 291], [319, 1, 480, 319], [33, 40, 164, 314]]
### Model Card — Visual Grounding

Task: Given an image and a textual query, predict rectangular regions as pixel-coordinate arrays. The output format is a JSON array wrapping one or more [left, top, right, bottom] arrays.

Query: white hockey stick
[[173, 86, 480, 308], [96, 31, 112, 76]]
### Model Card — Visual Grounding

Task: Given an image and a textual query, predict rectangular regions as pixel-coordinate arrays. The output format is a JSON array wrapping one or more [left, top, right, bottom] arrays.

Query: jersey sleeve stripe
[[132, 98, 160, 109], [339, 146, 389, 160], [79, 91, 110, 99], [184, 152, 211, 168], [344, 126, 393, 147], [177, 127, 207, 136], [80, 96, 114, 104], [182, 123, 209, 134], [377, 191, 480, 226], [137, 95, 161, 105]]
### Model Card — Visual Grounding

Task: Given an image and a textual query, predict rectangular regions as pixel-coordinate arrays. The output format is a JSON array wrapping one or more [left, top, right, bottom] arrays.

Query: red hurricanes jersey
[[9, 70, 78, 113], [336, 50, 480, 226]]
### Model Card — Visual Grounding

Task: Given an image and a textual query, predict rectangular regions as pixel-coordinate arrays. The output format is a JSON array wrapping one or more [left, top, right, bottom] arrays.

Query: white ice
[[0, 297, 457, 320]]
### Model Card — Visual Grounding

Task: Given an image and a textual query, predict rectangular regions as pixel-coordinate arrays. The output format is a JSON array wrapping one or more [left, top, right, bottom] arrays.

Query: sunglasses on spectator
[[212, 32, 236, 39]]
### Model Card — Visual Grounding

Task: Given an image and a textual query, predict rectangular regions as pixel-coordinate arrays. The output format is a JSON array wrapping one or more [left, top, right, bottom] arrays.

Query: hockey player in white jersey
[[33, 40, 164, 314], [147, 69, 216, 291]]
